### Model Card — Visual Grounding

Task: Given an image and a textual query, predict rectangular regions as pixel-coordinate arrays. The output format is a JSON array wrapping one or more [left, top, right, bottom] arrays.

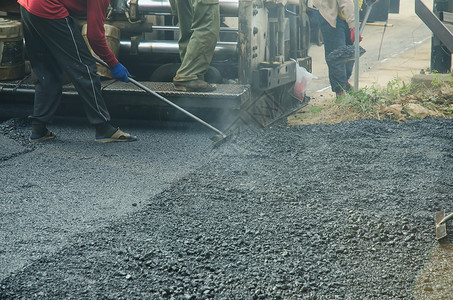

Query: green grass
[[335, 76, 453, 121], [309, 105, 324, 117]]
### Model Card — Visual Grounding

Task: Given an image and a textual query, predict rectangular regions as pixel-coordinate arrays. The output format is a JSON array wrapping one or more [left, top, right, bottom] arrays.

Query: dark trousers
[[20, 6, 110, 125], [314, 10, 354, 93]]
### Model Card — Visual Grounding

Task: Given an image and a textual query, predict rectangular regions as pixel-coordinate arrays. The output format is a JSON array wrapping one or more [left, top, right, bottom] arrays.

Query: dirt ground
[[289, 39, 435, 125]]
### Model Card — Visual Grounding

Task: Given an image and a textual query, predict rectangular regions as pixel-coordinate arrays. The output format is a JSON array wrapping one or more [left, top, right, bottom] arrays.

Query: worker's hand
[[350, 28, 363, 43], [111, 62, 131, 82]]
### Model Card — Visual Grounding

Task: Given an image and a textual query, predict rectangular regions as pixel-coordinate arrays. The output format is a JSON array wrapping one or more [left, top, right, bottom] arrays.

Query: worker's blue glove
[[110, 62, 130, 82]]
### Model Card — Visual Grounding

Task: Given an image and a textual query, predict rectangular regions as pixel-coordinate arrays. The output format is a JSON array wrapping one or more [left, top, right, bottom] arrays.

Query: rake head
[[435, 210, 447, 240]]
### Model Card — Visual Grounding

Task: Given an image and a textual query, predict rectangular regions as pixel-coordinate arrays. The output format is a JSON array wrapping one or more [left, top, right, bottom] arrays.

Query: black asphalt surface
[[0, 115, 213, 281], [1, 114, 452, 299]]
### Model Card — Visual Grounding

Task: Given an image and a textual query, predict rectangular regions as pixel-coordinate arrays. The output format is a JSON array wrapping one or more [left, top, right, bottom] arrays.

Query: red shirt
[[18, 0, 118, 67]]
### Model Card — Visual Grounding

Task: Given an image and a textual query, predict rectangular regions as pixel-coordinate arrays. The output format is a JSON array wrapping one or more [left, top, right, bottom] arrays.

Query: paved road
[[0, 117, 214, 280]]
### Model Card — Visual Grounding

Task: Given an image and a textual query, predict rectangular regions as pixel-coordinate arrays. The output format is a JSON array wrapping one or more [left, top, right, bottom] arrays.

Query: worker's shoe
[[95, 128, 137, 143], [29, 119, 55, 142], [336, 90, 345, 99], [173, 79, 216, 92], [346, 81, 352, 91], [29, 130, 56, 143], [336, 82, 353, 99], [94, 122, 137, 143]]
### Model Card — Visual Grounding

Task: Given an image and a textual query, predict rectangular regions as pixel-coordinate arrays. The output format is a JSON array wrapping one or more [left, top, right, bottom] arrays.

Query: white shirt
[[313, 0, 356, 29]]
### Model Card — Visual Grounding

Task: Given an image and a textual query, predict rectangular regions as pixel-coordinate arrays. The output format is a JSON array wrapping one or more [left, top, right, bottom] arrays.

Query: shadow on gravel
[[1, 118, 453, 299]]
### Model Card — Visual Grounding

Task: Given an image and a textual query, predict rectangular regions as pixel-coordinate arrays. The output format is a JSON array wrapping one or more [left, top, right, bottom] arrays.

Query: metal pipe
[[269, 23, 277, 59], [286, 0, 301, 5], [299, 2, 309, 54], [277, 5, 285, 57], [0, 87, 78, 97], [416, 0, 453, 72], [106, 21, 154, 34], [132, 0, 239, 16], [353, 0, 360, 91], [288, 4, 297, 58], [238, 0, 252, 84], [152, 25, 238, 32], [120, 40, 237, 60]]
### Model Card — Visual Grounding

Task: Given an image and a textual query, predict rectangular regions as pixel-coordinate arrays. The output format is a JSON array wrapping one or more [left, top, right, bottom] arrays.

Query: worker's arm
[[338, 0, 365, 43], [86, 0, 119, 68], [337, 0, 356, 29]]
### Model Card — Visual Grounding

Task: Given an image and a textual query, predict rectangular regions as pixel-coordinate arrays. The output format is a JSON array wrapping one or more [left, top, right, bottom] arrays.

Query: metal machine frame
[[416, 0, 453, 73], [0, 0, 312, 128]]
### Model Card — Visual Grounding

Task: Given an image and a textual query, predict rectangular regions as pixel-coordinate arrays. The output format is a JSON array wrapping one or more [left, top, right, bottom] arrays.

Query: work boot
[[346, 81, 352, 92], [336, 90, 345, 99], [173, 79, 216, 92]]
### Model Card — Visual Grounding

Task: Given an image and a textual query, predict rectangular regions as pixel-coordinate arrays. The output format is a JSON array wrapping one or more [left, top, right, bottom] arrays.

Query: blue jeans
[[314, 10, 354, 93]]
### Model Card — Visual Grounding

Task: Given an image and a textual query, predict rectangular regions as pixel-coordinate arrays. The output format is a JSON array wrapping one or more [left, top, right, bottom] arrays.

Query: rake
[[435, 210, 453, 240]]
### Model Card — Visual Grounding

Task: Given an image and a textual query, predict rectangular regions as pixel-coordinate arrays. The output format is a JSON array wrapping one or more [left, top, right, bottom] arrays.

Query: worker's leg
[[21, 8, 111, 125], [174, 0, 194, 62], [314, 11, 350, 93], [21, 7, 63, 126], [173, 0, 220, 82]]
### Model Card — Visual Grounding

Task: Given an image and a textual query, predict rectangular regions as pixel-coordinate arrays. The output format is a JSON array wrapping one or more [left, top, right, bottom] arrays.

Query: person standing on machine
[[171, 0, 220, 92], [312, 0, 363, 98], [18, 0, 137, 143]]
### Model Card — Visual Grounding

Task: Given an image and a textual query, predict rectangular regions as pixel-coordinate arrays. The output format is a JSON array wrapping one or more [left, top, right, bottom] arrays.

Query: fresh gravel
[[326, 45, 366, 62], [1, 117, 453, 299]]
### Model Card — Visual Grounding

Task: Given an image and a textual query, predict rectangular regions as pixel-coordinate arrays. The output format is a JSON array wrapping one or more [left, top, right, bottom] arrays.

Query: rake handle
[[359, 1, 376, 34], [92, 56, 227, 139]]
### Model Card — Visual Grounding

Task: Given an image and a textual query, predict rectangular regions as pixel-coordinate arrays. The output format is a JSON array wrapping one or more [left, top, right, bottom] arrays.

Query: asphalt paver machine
[[416, 0, 453, 73], [0, 0, 312, 128]]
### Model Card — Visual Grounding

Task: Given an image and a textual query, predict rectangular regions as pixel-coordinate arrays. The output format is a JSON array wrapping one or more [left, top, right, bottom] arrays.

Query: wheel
[[150, 63, 180, 82]]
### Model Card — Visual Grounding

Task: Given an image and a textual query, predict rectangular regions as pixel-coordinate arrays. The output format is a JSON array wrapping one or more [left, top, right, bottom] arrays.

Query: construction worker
[[171, 0, 220, 92], [312, 0, 364, 98], [18, 0, 137, 143]]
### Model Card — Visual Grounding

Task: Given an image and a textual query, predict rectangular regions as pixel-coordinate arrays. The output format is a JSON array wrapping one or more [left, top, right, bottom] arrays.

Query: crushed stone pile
[[1, 118, 453, 299]]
